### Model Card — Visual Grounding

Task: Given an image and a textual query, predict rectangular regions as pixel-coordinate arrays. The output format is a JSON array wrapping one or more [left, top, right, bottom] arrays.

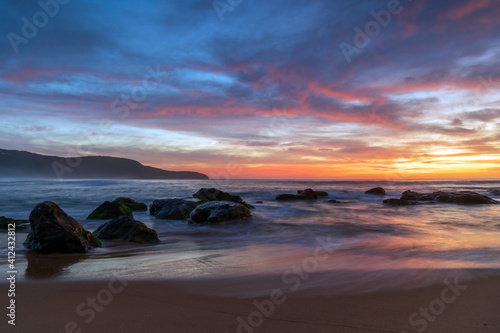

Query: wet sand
[[2, 273, 500, 333]]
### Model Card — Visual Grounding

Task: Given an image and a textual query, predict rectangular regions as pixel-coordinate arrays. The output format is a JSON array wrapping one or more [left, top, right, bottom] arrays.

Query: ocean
[[1, 178, 500, 295]]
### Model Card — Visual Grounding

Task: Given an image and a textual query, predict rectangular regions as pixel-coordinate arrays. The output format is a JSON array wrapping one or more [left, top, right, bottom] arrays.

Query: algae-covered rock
[[87, 201, 133, 219], [113, 197, 147, 211]]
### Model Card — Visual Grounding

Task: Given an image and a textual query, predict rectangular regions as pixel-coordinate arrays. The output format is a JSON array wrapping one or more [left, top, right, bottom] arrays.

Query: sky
[[0, 0, 499, 179]]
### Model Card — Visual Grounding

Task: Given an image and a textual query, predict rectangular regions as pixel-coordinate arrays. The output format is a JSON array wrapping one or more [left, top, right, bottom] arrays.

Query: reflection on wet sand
[[25, 250, 87, 279]]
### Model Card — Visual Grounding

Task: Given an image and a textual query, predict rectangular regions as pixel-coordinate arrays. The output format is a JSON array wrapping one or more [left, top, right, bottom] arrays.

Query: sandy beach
[[3, 272, 500, 333]]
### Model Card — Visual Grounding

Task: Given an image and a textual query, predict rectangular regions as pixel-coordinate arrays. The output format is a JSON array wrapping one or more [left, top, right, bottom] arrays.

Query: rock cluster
[[276, 188, 328, 200], [400, 190, 497, 204], [150, 188, 254, 224]]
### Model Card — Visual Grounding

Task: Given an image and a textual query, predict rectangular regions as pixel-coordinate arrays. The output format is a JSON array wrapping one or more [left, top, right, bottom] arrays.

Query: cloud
[[0, 0, 499, 178], [461, 109, 500, 122]]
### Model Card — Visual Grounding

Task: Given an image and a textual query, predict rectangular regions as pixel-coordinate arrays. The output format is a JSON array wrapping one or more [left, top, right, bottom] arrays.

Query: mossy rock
[[0, 216, 30, 229], [113, 197, 147, 211], [87, 201, 133, 220]]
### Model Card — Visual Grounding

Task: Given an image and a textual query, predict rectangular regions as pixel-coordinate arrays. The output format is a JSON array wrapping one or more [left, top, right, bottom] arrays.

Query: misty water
[[1, 179, 500, 295]]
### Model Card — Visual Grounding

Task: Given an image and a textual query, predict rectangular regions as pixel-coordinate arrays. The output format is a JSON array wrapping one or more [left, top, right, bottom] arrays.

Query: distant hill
[[0, 149, 209, 180]]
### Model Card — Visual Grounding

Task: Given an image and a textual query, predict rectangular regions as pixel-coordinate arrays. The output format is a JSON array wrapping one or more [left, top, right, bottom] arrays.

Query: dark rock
[[277, 188, 323, 200], [93, 216, 159, 243], [24, 201, 101, 254], [256, 201, 263, 204], [383, 198, 414, 206], [365, 187, 386, 195], [87, 201, 133, 219], [193, 188, 254, 209], [0, 216, 29, 229], [298, 189, 328, 197], [434, 191, 497, 204], [431, 191, 454, 203], [401, 190, 497, 204], [401, 190, 434, 201], [188, 201, 252, 225], [326, 199, 341, 203], [298, 188, 318, 199], [113, 197, 147, 211], [489, 189, 500, 195], [276, 194, 315, 200], [149, 199, 199, 220]]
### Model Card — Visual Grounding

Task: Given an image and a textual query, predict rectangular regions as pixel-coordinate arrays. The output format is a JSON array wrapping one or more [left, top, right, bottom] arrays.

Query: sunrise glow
[[1, 0, 499, 179]]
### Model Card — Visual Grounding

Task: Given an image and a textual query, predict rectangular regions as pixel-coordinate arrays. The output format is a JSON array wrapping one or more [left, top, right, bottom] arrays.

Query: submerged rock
[[326, 199, 341, 203], [383, 198, 415, 206], [278, 188, 328, 200], [298, 189, 329, 197], [193, 188, 254, 209], [149, 199, 199, 220], [401, 190, 497, 204], [0, 216, 29, 229], [297, 188, 318, 199], [93, 216, 159, 243], [489, 189, 499, 195], [188, 201, 252, 225], [112, 197, 147, 211], [434, 191, 497, 204], [276, 194, 315, 200], [24, 201, 101, 254], [400, 191, 434, 201], [365, 187, 386, 195], [87, 201, 133, 219]]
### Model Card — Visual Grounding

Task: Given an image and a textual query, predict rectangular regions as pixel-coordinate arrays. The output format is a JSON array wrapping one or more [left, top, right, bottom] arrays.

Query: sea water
[[1, 178, 499, 293]]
